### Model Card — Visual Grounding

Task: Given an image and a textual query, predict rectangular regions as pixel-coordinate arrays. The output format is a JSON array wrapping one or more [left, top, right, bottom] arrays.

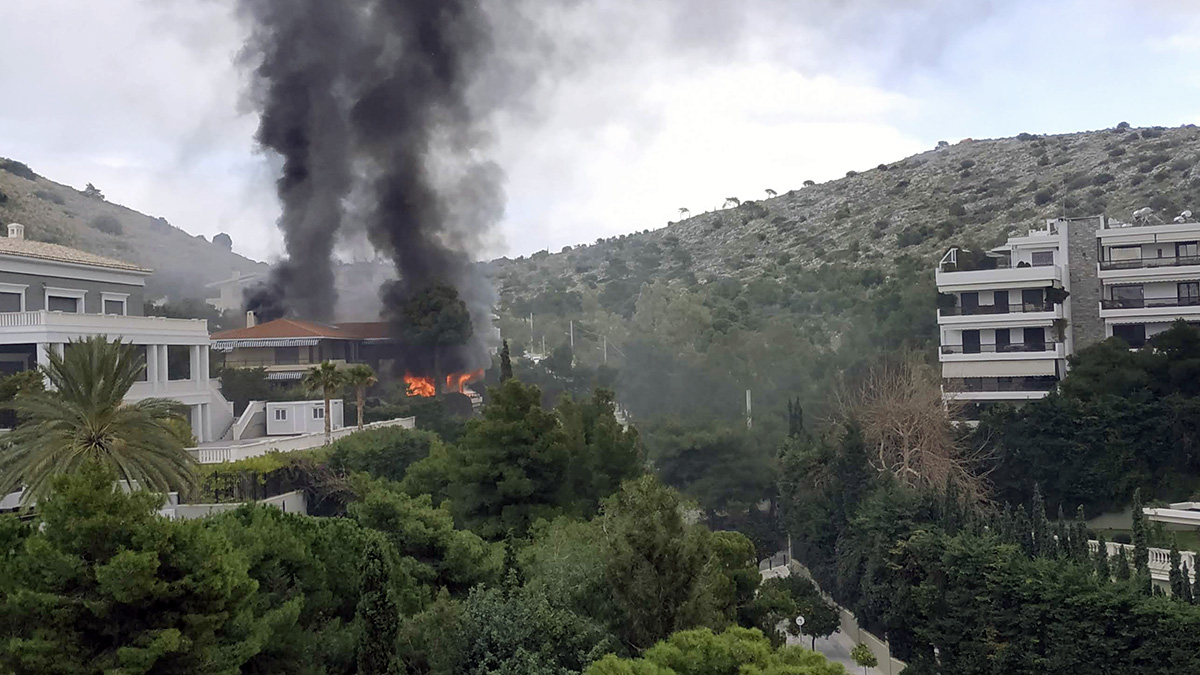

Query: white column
[[201, 403, 211, 443], [199, 347, 210, 385], [157, 345, 169, 385], [189, 345, 201, 384], [35, 343, 50, 369], [145, 345, 158, 385], [190, 405, 203, 444]]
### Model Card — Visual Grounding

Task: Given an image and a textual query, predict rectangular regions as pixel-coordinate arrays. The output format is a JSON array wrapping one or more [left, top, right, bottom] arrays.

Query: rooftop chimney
[[246, 310, 257, 328], [7, 223, 25, 240]]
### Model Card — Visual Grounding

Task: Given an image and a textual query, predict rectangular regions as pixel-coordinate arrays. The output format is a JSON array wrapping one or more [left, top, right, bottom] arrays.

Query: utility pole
[[569, 320, 574, 349], [530, 313, 534, 347], [745, 389, 752, 429], [603, 335, 608, 363], [541, 334, 546, 356]]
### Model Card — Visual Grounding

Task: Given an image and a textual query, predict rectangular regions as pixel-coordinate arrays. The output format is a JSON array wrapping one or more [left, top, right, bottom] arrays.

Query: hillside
[[0, 160, 266, 301], [490, 124, 1200, 424]]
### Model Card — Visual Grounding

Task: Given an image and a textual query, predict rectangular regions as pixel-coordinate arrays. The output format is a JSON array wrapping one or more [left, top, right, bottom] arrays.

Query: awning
[[211, 338, 321, 351], [942, 359, 1056, 378], [266, 371, 305, 381]]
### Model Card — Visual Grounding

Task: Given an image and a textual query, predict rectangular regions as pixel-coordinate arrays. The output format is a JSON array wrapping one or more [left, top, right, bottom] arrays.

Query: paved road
[[787, 630, 886, 675]]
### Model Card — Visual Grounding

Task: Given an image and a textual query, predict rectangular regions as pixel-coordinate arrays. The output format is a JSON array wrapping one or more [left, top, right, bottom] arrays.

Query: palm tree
[[304, 361, 345, 444], [0, 336, 195, 507], [343, 364, 377, 431], [678, 207, 690, 219]]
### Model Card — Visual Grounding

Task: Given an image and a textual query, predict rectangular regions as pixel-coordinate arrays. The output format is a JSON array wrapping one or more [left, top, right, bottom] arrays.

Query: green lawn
[[1093, 527, 1200, 552]]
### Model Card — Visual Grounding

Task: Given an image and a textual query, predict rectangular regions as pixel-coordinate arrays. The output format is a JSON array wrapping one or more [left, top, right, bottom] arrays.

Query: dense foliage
[[980, 321, 1200, 513]]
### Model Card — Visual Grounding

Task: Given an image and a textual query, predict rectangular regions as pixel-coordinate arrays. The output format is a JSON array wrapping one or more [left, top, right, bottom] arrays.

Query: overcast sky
[[2, 0, 1200, 263]]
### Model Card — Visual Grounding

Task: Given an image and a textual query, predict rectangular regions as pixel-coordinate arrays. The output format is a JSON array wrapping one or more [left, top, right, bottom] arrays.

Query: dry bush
[[836, 354, 991, 502]]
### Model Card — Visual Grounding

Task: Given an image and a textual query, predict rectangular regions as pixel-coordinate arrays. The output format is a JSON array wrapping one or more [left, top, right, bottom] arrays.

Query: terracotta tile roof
[[211, 318, 392, 341], [0, 236, 151, 273]]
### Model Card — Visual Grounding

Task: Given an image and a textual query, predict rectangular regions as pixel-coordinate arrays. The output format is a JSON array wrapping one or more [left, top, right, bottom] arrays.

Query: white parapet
[[189, 416, 417, 464]]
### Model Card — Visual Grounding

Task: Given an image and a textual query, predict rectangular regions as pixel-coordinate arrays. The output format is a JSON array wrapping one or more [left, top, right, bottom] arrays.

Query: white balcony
[[939, 341, 1065, 362], [938, 304, 1062, 329], [943, 389, 1050, 402], [936, 265, 1062, 293], [1100, 298, 1200, 323], [0, 310, 209, 346]]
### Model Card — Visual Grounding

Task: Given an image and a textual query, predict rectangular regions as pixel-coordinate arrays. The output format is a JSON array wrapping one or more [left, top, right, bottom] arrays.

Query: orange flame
[[404, 369, 484, 397]]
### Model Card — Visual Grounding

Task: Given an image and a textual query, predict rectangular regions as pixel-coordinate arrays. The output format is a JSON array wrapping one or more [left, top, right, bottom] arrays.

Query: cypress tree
[[1194, 563, 1200, 603], [1031, 485, 1049, 558], [1169, 540, 1186, 599], [1094, 534, 1110, 580], [1181, 562, 1194, 604], [942, 478, 961, 534], [1055, 504, 1068, 558], [1015, 505, 1033, 557], [1114, 546, 1131, 581], [1072, 506, 1089, 562], [356, 538, 399, 675], [999, 503, 1015, 544], [1131, 488, 1150, 578], [787, 398, 804, 438], [499, 340, 513, 381]]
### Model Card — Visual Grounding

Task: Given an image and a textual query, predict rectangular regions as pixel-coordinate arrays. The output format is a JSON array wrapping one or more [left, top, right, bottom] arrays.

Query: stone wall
[[1066, 216, 1105, 349]]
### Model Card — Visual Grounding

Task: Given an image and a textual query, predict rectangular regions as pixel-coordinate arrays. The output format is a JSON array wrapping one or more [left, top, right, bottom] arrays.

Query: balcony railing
[[1101, 297, 1200, 310], [1100, 255, 1200, 271], [943, 376, 1059, 393], [941, 341, 1060, 355], [939, 302, 1054, 316]]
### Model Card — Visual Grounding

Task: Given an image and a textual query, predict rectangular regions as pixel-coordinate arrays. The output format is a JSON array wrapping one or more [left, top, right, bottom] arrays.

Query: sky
[[2, 0, 1200, 264]]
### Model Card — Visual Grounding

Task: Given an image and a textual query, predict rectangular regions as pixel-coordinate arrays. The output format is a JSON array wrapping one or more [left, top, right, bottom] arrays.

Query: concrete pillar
[[199, 347, 210, 384], [35, 343, 50, 369], [189, 345, 201, 384], [145, 345, 158, 385], [157, 345, 169, 384], [190, 405, 203, 444]]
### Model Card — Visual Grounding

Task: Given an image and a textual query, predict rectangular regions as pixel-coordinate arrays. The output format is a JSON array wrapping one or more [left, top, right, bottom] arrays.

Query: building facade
[[212, 317, 394, 382], [937, 212, 1200, 418], [1096, 218, 1200, 346], [0, 223, 228, 441]]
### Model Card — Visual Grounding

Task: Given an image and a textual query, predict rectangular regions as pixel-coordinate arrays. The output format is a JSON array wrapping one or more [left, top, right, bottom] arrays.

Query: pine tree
[[1169, 539, 1186, 599], [356, 537, 399, 675], [499, 340, 513, 382], [1094, 534, 1110, 580], [1072, 506, 1089, 562], [1031, 485, 1049, 557], [1114, 546, 1131, 581]]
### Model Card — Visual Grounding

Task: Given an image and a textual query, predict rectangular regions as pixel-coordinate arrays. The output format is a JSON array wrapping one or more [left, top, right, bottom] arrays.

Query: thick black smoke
[[237, 0, 504, 371]]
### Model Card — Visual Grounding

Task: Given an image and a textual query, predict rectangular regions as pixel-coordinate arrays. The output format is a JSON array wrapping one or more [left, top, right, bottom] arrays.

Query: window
[[1113, 324, 1147, 348], [1021, 288, 1045, 310], [962, 330, 981, 354], [1109, 245, 1142, 262], [1023, 327, 1046, 351], [1178, 241, 1198, 259], [1111, 285, 1144, 308], [274, 408, 287, 421], [0, 283, 27, 312], [1180, 282, 1200, 305], [276, 346, 300, 365], [313, 407, 324, 420], [1031, 251, 1054, 267], [0, 293, 21, 313], [46, 295, 80, 313], [995, 329, 1011, 352], [101, 293, 128, 316]]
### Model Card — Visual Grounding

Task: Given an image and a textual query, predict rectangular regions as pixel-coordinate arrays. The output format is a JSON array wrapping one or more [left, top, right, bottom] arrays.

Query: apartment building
[[0, 222, 230, 441], [1096, 217, 1200, 346]]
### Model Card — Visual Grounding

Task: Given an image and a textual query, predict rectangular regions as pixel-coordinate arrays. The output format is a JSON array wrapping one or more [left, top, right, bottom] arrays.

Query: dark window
[[993, 290, 1009, 314], [1023, 327, 1046, 350], [1021, 288, 1045, 310], [313, 407, 324, 419], [1109, 245, 1142, 262], [133, 345, 148, 382], [1111, 285, 1144, 308], [274, 408, 287, 421], [963, 330, 981, 354], [103, 299, 125, 315], [960, 292, 979, 314], [996, 329, 1011, 352], [1178, 241, 1199, 259], [167, 345, 191, 381], [276, 347, 300, 365], [1031, 251, 1054, 267], [0, 292, 21, 312], [1180, 282, 1200, 304], [1112, 324, 1147, 348], [46, 295, 79, 313]]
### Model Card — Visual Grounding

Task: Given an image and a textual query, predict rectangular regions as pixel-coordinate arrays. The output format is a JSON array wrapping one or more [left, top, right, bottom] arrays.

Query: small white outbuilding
[[265, 399, 344, 436]]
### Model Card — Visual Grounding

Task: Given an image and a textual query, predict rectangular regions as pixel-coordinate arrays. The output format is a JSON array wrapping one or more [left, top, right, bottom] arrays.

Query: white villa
[[1097, 218, 1200, 346], [0, 222, 231, 442]]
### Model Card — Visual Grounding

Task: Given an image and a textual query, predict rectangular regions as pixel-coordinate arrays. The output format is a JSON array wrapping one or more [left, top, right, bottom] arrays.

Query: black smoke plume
[[237, 0, 505, 371]]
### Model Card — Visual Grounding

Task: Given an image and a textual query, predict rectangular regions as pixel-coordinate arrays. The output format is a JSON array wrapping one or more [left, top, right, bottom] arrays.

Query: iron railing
[[941, 341, 1060, 355]]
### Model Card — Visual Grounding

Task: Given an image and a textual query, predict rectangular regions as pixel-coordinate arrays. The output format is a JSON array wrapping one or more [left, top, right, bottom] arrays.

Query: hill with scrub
[[0, 159, 266, 301], [490, 123, 1200, 426]]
